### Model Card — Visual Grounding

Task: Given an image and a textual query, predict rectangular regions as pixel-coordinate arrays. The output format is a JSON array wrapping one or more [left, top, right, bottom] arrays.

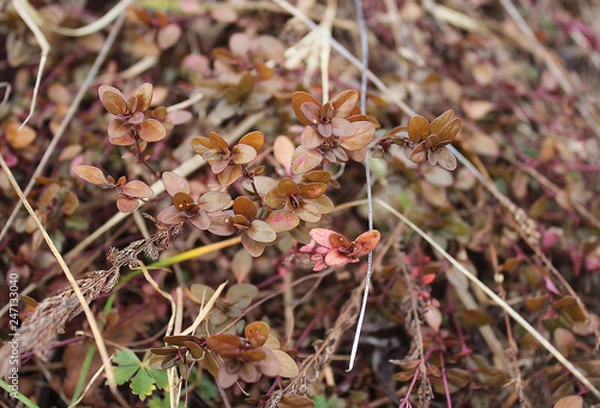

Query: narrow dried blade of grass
[[0, 153, 123, 403], [181, 281, 228, 336], [16, 0, 133, 37], [375, 198, 600, 400], [0, 12, 127, 243], [138, 260, 176, 336], [65, 111, 264, 259], [11, 0, 50, 129]]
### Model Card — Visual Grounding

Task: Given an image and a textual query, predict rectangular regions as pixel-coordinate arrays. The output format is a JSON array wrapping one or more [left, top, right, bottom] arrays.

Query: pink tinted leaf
[[208, 212, 236, 236], [265, 210, 300, 233], [291, 145, 322, 175], [331, 117, 354, 137], [122, 180, 154, 198], [72, 165, 108, 185], [167, 110, 192, 125], [139, 118, 167, 142], [189, 212, 211, 230], [116, 197, 140, 213], [300, 126, 324, 149], [98, 85, 126, 115], [273, 135, 295, 172], [308, 228, 336, 247], [157, 23, 182, 50], [256, 348, 282, 377], [340, 121, 375, 150], [157, 206, 186, 225], [300, 102, 320, 125], [325, 249, 352, 267], [162, 171, 190, 196]]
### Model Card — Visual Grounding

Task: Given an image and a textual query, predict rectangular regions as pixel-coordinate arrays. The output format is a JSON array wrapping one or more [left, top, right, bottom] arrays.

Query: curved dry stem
[[14, 0, 133, 37]]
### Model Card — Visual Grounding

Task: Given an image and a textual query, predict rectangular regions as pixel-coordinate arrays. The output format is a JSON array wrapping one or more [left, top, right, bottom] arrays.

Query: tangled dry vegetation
[[1, 0, 600, 407]]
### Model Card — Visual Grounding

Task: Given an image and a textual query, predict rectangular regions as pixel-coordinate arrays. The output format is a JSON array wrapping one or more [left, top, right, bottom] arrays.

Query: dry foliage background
[[1, 0, 600, 407]]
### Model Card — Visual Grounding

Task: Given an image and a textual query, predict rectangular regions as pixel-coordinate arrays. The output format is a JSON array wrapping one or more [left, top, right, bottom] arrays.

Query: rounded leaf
[[6, 122, 36, 149], [107, 119, 133, 140], [173, 192, 194, 211], [245, 321, 270, 347], [139, 118, 166, 142], [329, 90, 359, 117], [98, 85, 126, 115], [554, 396, 583, 408], [273, 135, 295, 171], [231, 143, 257, 165], [242, 234, 267, 257], [291, 146, 323, 175], [116, 197, 140, 213], [183, 340, 205, 359], [339, 121, 375, 150], [122, 180, 153, 198], [157, 23, 182, 50], [247, 220, 276, 243], [132, 83, 153, 112], [407, 115, 430, 143], [355, 230, 381, 256], [233, 196, 258, 219], [207, 334, 242, 358], [207, 212, 236, 236], [157, 205, 186, 225], [297, 182, 326, 199], [198, 191, 232, 212], [72, 164, 108, 185], [239, 131, 264, 153], [292, 91, 321, 125], [309, 228, 336, 247], [272, 349, 299, 378], [265, 210, 300, 233], [434, 147, 457, 171], [217, 164, 243, 186], [190, 283, 216, 304], [430, 109, 455, 135], [208, 131, 229, 152], [162, 171, 190, 196], [438, 117, 461, 142]]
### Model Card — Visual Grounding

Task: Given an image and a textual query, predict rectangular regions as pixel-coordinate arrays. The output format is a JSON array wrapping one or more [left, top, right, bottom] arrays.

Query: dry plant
[[1, 0, 600, 407]]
